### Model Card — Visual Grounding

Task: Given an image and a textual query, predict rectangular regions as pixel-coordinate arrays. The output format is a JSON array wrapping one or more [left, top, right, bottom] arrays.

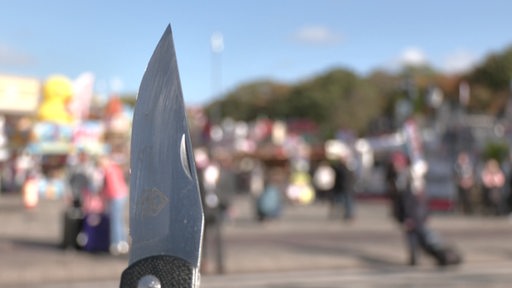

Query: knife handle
[[120, 255, 199, 288]]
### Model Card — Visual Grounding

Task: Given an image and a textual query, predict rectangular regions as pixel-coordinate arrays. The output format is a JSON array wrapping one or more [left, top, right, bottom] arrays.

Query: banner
[[71, 72, 95, 122], [0, 75, 41, 114]]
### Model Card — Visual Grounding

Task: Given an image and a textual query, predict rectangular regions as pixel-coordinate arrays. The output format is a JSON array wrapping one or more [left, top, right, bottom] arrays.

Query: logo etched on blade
[[137, 188, 170, 219]]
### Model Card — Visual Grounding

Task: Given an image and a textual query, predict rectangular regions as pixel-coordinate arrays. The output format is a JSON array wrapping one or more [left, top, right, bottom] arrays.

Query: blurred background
[[2, 1, 512, 287]]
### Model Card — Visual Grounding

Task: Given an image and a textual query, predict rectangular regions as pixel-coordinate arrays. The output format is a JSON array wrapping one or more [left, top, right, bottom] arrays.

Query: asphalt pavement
[[1, 193, 512, 287]]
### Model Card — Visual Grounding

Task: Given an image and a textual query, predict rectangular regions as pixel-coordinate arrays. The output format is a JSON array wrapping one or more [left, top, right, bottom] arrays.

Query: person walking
[[390, 151, 462, 266], [205, 150, 237, 274], [385, 152, 405, 224], [68, 150, 102, 210], [99, 155, 129, 255], [454, 152, 476, 215], [61, 150, 102, 250], [328, 152, 355, 222]]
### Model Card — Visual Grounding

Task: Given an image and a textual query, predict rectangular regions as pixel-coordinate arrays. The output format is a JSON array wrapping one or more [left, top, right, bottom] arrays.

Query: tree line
[[122, 44, 512, 141]]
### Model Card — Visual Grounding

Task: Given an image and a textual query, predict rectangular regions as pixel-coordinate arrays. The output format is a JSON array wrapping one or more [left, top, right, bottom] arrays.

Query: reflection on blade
[[128, 25, 204, 269]]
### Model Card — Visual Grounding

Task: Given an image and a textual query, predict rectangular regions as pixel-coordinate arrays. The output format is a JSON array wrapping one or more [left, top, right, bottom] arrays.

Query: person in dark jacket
[[196, 148, 237, 274], [389, 151, 462, 266], [68, 150, 100, 209], [453, 152, 475, 215], [328, 154, 355, 221], [385, 153, 405, 224]]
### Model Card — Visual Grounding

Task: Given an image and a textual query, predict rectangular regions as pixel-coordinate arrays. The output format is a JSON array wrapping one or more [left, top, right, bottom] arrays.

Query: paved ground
[[1, 193, 512, 287]]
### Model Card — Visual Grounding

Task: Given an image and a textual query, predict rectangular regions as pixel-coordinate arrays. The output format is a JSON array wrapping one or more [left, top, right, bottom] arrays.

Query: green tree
[[120, 93, 137, 108], [470, 46, 512, 92], [202, 43, 512, 140], [205, 81, 291, 122]]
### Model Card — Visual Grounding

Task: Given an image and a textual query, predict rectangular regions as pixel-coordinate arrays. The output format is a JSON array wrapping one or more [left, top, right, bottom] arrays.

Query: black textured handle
[[120, 255, 198, 288]]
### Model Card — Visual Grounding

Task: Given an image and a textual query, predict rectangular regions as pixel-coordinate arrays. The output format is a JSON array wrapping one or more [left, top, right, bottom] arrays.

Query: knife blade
[[120, 25, 204, 288]]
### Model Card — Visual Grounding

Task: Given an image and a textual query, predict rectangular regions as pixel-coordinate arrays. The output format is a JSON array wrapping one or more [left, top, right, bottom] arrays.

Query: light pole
[[204, 33, 225, 275], [210, 32, 224, 124]]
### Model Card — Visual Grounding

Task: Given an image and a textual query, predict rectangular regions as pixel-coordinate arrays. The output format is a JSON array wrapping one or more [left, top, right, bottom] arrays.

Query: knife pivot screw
[[137, 274, 161, 288]]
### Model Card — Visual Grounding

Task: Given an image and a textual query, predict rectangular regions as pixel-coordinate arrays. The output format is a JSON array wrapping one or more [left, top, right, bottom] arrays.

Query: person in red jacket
[[100, 155, 129, 255]]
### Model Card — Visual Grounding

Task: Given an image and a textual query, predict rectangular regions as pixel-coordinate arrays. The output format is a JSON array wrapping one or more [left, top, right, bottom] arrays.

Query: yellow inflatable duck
[[38, 75, 74, 124]]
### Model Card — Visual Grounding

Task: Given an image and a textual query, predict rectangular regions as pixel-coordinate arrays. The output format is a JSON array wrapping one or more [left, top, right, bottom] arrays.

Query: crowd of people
[[454, 151, 512, 216], [26, 136, 509, 266], [62, 150, 129, 255]]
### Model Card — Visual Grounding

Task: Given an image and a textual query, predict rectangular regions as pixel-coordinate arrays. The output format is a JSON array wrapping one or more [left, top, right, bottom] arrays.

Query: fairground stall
[[0, 75, 41, 194], [22, 75, 108, 208]]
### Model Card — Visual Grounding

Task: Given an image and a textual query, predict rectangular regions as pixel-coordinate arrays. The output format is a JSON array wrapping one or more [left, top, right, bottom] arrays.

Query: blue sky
[[1, 1, 512, 105]]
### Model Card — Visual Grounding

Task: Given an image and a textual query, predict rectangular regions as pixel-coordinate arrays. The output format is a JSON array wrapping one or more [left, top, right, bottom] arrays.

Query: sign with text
[[0, 75, 41, 114]]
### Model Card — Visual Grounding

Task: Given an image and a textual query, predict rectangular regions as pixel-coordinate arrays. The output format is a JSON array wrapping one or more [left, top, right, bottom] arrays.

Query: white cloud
[[399, 47, 428, 67], [441, 50, 480, 74], [0, 44, 35, 66], [292, 25, 342, 45], [382, 47, 481, 75], [381, 47, 429, 72]]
